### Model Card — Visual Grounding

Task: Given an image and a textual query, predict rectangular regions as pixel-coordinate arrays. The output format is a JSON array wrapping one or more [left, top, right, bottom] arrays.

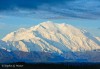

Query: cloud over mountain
[[0, 0, 100, 19]]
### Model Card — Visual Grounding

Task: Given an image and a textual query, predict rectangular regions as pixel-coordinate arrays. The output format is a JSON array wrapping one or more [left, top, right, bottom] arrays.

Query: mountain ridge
[[1, 21, 100, 53]]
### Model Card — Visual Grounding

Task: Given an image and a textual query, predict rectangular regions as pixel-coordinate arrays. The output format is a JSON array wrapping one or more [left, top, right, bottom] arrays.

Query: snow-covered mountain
[[96, 37, 100, 42], [0, 40, 11, 52], [0, 40, 18, 52], [2, 21, 100, 54]]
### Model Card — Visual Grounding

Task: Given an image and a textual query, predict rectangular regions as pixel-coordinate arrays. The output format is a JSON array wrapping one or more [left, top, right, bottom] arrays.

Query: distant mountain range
[[0, 21, 100, 63]]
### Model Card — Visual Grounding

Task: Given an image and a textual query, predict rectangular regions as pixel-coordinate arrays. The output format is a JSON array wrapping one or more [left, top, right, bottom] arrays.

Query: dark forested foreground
[[0, 62, 100, 69]]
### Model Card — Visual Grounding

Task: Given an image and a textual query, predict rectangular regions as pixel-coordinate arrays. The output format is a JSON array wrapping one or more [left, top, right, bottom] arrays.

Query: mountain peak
[[40, 21, 54, 24], [17, 28, 26, 32], [39, 21, 69, 26], [2, 21, 100, 53], [39, 21, 56, 27]]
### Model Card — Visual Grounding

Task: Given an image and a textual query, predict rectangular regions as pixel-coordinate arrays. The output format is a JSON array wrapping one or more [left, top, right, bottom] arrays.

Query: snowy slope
[[2, 21, 100, 53], [0, 40, 18, 52], [96, 37, 100, 42]]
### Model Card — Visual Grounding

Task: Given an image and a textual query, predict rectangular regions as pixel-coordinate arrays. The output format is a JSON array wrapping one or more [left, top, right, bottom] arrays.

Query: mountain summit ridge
[[1, 21, 100, 53]]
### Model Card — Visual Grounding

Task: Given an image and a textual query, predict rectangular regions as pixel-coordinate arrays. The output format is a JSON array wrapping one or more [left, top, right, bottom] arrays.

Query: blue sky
[[0, 0, 100, 39]]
